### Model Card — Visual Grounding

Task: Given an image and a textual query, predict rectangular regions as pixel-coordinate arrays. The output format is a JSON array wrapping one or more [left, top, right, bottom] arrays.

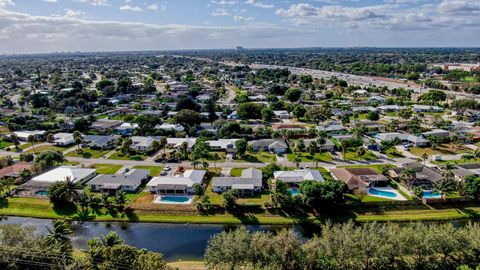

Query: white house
[[32, 166, 97, 184], [147, 170, 207, 195], [53, 133, 74, 146], [274, 170, 324, 186], [12, 130, 46, 141], [212, 168, 263, 195], [87, 169, 149, 193]]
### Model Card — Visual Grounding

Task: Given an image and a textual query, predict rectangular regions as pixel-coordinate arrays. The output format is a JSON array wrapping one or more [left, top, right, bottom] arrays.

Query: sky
[[0, 0, 479, 54]]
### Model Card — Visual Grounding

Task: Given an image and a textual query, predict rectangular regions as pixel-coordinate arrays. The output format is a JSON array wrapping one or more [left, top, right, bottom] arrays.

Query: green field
[[409, 144, 472, 157], [286, 152, 332, 162], [343, 149, 377, 161], [108, 151, 147, 161], [26, 144, 69, 153], [88, 164, 122, 174], [338, 164, 397, 174], [236, 151, 276, 163], [385, 148, 404, 158], [0, 140, 13, 149], [230, 168, 245, 177], [65, 148, 111, 159]]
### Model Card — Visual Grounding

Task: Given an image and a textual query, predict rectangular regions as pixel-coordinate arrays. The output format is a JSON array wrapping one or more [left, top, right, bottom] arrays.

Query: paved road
[[1, 149, 415, 170]]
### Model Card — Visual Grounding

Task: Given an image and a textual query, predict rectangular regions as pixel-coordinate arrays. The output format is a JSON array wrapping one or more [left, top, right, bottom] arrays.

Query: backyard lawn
[[230, 168, 245, 177], [343, 149, 377, 161], [206, 151, 226, 163], [409, 144, 472, 156], [88, 164, 122, 174], [286, 152, 333, 162], [236, 151, 276, 163], [133, 165, 164, 177], [65, 147, 111, 159], [385, 148, 404, 158], [339, 164, 397, 174]]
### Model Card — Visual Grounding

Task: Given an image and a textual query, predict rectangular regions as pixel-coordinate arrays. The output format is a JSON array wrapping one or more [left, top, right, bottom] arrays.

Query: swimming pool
[[422, 191, 441, 198], [288, 188, 300, 196], [35, 190, 48, 196], [368, 188, 397, 198], [154, 195, 193, 204]]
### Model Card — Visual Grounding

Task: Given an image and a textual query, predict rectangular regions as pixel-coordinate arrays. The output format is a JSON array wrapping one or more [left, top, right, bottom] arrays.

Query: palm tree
[[73, 131, 82, 150], [28, 134, 36, 152], [340, 140, 349, 160], [293, 155, 302, 169], [191, 160, 200, 169], [100, 231, 124, 247], [77, 192, 90, 210], [210, 153, 220, 170], [114, 191, 127, 212], [159, 136, 168, 156], [10, 133, 20, 150], [399, 168, 417, 189], [313, 157, 321, 169], [45, 220, 73, 253], [100, 192, 111, 209], [48, 177, 79, 204], [434, 178, 455, 197], [421, 152, 429, 165]]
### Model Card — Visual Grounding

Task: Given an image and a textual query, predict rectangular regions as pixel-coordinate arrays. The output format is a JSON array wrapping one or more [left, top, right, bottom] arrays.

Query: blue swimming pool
[[160, 196, 191, 203], [288, 188, 300, 196], [368, 188, 397, 198], [422, 191, 441, 198], [35, 190, 48, 196]]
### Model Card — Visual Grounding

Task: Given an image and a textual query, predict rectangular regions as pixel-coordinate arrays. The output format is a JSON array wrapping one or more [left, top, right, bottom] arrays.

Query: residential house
[[53, 133, 74, 146], [304, 138, 335, 152], [374, 132, 428, 147], [377, 105, 406, 113], [273, 110, 291, 119], [167, 138, 197, 150], [421, 129, 450, 139], [0, 162, 33, 180], [206, 139, 239, 154], [147, 169, 207, 195], [115, 123, 138, 136], [91, 119, 123, 132], [389, 163, 443, 188], [412, 105, 444, 113], [131, 136, 158, 152], [248, 139, 288, 154], [156, 123, 185, 132], [31, 166, 96, 185], [274, 169, 324, 187], [317, 123, 346, 134], [87, 169, 150, 194], [82, 135, 119, 150], [212, 168, 263, 195], [271, 124, 305, 132], [12, 130, 46, 141], [452, 163, 480, 181], [330, 168, 389, 190]]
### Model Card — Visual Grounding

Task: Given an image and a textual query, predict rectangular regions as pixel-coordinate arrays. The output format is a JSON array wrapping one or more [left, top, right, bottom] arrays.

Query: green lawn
[[65, 148, 111, 159], [237, 190, 271, 205], [0, 140, 13, 149], [206, 151, 226, 163], [88, 164, 122, 174], [26, 144, 69, 153], [3, 196, 480, 224], [409, 144, 472, 157], [343, 149, 377, 161], [236, 151, 276, 163], [132, 165, 164, 177], [385, 148, 404, 158], [108, 151, 147, 161], [432, 159, 477, 165], [286, 152, 333, 162]]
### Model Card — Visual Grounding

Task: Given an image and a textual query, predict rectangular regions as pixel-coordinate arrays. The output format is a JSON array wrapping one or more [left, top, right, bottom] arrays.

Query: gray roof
[[390, 164, 443, 183], [248, 139, 287, 149], [212, 168, 262, 188], [88, 169, 149, 186]]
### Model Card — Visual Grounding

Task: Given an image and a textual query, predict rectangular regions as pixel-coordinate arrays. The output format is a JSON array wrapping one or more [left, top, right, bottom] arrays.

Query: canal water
[[0, 216, 317, 261]]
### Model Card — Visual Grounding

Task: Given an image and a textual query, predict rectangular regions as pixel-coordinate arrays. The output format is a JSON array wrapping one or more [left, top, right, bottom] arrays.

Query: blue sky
[[0, 0, 478, 53]]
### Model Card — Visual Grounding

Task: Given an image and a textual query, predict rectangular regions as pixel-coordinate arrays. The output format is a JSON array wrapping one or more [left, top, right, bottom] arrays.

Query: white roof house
[[156, 124, 184, 132], [32, 166, 97, 184], [147, 170, 207, 194], [12, 130, 46, 141], [206, 139, 239, 150], [54, 133, 74, 146], [167, 138, 197, 149], [273, 170, 324, 184]]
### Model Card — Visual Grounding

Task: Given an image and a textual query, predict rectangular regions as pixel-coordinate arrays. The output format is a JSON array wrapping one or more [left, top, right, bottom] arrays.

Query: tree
[[299, 180, 347, 209], [261, 107, 274, 122], [45, 220, 73, 254], [237, 102, 262, 119], [159, 137, 167, 156], [293, 155, 302, 169], [462, 175, 480, 200], [222, 189, 238, 210], [48, 177, 79, 205], [292, 104, 306, 119], [284, 88, 302, 102], [366, 111, 380, 121], [192, 183, 203, 195], [28, 135, 36, 152], [73, 131, 82, 150], [419, 90, 447, 105], [10, 133, 19, 150], [114, 191, 128, 212], [399, 168, 416, 189], [305, 105, 332, 125], [47, 133, 55, 144], [421, 152, 429, 165], [173, 109, 202, 135], [235, 139, 247, 158]]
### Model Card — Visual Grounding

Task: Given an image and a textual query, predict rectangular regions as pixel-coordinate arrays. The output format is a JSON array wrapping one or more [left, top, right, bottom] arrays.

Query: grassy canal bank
[[1, 197, 480, 224]]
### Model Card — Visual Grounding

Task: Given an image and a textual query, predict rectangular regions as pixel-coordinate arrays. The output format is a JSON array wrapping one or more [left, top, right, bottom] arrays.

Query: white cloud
[[0, 0, 14, 7], [210, 0, 238, 6], [245, 0, 273, 9], [234, 15, 253, 21], [77, 0, 108, 6], [119, 5, 143, 12], [43, 0, 58, 3], [438, 0, 480, 15], [147, 4, 165, 12], [212, 8, 230, 16], [64, 9, 85, 18]]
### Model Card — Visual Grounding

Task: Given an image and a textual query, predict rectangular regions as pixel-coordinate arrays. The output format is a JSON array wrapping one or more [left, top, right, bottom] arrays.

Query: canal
[[0, 216, 316, 261]]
